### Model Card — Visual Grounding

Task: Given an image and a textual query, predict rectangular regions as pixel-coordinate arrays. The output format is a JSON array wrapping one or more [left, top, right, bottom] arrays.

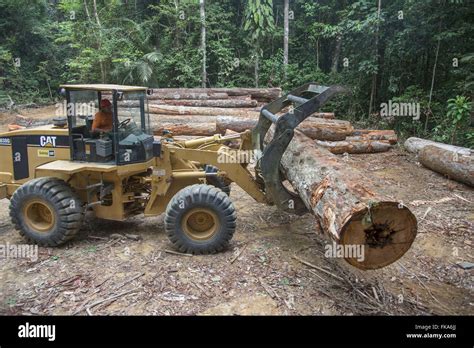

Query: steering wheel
[[118, 118, 131, 128]]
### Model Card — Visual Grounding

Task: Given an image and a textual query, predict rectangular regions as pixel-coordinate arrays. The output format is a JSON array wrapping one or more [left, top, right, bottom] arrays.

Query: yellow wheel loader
[[0, 83, 343, 254]]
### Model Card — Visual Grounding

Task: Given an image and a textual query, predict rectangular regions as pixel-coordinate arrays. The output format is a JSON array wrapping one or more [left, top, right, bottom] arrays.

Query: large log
[[277, 129, 417, 270], [153, 122, 217, 136], [309, 112, 335, 119], [148, 105, 260, 117], [151, 87, 281, 101], [348, 130, 398, 145], [150, 115, 219, 124], [404, 137, 471, 156], [419, 145, 474, 187], [216, 116, 353, 141], [151, 99, 258, 108], [315, 139, 392, 154], [148, 92, 229, 100]]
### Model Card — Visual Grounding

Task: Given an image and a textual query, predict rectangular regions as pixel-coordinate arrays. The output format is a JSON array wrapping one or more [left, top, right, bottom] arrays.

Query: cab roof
[[60, 84, 147, 92]]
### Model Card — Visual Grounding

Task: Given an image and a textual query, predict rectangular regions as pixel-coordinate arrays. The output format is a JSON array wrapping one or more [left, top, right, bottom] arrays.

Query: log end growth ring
[[339, 202, 417, 270]]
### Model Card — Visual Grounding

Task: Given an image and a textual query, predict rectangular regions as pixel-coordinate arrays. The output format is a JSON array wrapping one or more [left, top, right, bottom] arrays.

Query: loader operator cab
[[60, 84, 154, 165]]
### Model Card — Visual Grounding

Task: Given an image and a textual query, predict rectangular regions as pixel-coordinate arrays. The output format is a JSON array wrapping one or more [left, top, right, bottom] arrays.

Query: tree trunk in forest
[[83, 0, 91, 21], [283, 0, 289, 79], [368, 0, 382, 118], [92, 0, 106, 83], [419, 145, 474, 187], [254, 46, 260, 88], [200, 0, 207, 88], [331, 35, 342, 73], [426, 37, 441, 132], [404, 137, 471, 156], [276, 129, 417, 270], [216, 116, 353, 140]]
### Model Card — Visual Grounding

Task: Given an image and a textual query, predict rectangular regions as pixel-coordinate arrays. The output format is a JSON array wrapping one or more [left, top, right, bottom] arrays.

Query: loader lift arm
[[252, 83, 347, 215]]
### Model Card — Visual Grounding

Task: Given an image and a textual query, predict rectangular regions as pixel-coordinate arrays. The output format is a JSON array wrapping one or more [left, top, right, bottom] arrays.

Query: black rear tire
[[164, 184, 236, 254], [10, 177, 84, 246], [204, 164, 231, 196]]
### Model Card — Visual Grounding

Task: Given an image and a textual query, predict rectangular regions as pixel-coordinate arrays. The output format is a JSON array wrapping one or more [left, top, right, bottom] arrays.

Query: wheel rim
[[182, 208, 220, 241], [23, 199, 56, 233]]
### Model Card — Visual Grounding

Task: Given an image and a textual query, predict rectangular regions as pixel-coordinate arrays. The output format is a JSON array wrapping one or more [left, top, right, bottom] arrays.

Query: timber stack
[[140, 87, 398, 154]]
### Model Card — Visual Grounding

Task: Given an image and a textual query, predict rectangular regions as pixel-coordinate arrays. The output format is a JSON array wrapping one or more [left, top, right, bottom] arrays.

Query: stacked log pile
[[143, 87, 398, 154]]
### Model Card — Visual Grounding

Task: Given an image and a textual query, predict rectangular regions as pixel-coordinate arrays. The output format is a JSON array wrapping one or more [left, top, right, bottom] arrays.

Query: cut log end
[[339, 202, 417, 270]]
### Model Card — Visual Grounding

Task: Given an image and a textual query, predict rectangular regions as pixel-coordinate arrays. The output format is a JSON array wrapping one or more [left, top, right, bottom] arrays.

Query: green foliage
[[433, 96, 473, 147]]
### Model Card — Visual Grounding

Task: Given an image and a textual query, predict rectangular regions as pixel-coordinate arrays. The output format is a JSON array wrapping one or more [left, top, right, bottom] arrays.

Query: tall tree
[[283, 0, 289, 79], [244, 0, 275, 87], [200, 0, 207, 87], [368, 0, 382, 118]]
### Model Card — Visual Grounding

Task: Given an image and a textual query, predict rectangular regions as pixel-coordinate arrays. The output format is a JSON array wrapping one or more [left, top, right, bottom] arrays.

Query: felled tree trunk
[[151, 87, 281, 101], [404, 137, 471, 156], [148, 92, 229, 100], [348, 130, 398, 145], [419, 145, 474, 187], [277, 129, 417, 270], [315, 139, 392, 154], [153, 122, 217, 136], [150, 115, 218, 125], [151, 99, 258, 108], [148, 105, 260, 117], [310, 112, 335, 119], [217, 116, 353, 141]]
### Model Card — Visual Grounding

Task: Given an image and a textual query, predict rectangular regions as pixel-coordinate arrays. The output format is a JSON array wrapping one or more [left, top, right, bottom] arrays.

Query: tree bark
[[151, 99, 258, 108], [404, 137, 471, 156], [216, 116, 353, 140], [277, 129, 417, 270], [149, 115, 219, 124], [151, 87, 281, 101], [419, 145, 473, 187], [315, 139, 392, 154], [148, 92, 229, 100], [152, 122, 217, 136], [348, 130, 398, 145], [147, 105, 261, 117]]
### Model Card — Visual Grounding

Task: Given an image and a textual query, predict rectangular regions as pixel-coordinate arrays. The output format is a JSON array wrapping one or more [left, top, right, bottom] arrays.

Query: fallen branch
[[160, 249, 193, 257]]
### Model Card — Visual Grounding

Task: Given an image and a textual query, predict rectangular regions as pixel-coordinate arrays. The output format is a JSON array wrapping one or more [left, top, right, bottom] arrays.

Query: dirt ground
[[0, 106, 472, 315]]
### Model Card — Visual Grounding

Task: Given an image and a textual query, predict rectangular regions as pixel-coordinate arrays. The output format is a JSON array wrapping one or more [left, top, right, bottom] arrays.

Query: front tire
[[164, 184, 236, 254], [10, 177, 84, 246]]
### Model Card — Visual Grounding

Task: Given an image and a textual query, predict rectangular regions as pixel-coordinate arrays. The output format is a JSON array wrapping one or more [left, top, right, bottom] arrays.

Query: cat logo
[[40, 136, 57, 147]]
